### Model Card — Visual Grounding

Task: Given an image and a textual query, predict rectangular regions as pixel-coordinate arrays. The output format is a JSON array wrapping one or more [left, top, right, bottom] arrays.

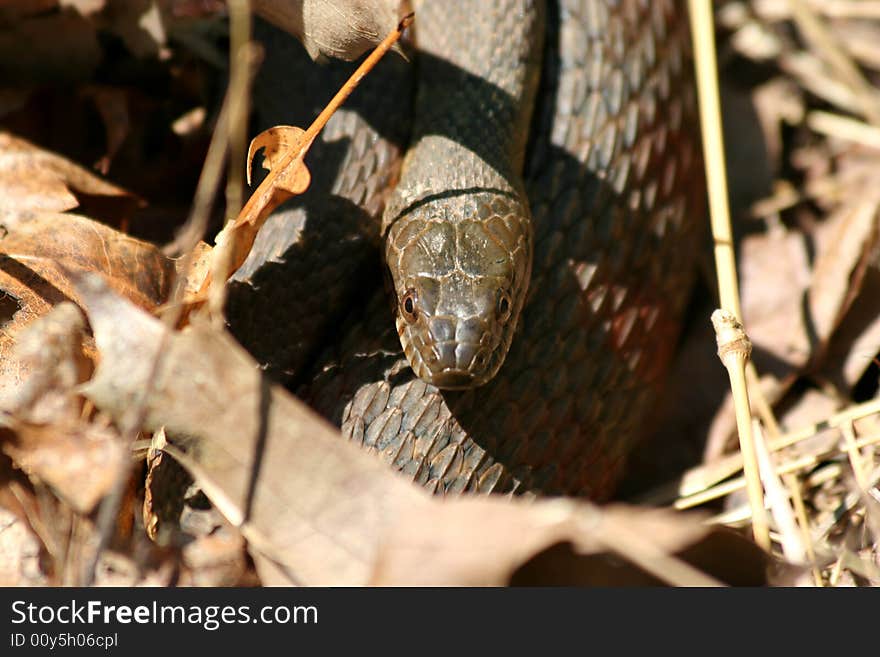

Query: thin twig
[[689, 0, 743, 318], [674, 433, 880, 510], [711, 311, 770, 551], [754, 421, 807, 564], [841, 420, 870, 491], [225, 0, 252, 223], [690, 0, 768, 552], [82, 4, 258, 586], [782, 471, 824, 586]]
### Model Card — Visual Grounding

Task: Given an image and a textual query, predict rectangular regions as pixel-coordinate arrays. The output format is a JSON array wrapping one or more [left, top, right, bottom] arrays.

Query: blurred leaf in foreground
[[76, 273, 766, 586]]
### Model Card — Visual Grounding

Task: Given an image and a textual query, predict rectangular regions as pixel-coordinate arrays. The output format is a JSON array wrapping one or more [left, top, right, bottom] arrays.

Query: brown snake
[[228, 0, 704, 498]]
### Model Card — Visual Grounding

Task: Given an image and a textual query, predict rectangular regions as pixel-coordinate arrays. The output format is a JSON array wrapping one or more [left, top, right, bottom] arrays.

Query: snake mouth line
[[428, 368, 477, 390]]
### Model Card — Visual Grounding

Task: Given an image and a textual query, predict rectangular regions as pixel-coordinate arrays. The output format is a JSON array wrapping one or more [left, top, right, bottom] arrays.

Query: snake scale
[[227, 0, 704, 498]]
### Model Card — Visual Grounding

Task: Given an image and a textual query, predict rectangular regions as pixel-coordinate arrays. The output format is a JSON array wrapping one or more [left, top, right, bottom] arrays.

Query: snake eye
[[401, 288, 418, 323], [496, 290, 512, 322]]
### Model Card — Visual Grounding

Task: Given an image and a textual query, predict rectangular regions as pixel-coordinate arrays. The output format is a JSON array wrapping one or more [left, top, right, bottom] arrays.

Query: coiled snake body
[[229, 0, 704, 497]]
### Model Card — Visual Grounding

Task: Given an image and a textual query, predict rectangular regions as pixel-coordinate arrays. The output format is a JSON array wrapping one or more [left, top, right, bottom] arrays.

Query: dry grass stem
[[753, 421, 808, 565], [807, 110, 880, 148], [786, 0, 880, 125], [711, 310, 769, 550], [841, 420, 870, 491], [689, 0, 771, 553], [689, 0, 742, 318]]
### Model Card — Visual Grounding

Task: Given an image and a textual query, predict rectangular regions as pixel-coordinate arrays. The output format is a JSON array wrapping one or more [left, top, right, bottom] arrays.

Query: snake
[[227, 0, 704, 498]]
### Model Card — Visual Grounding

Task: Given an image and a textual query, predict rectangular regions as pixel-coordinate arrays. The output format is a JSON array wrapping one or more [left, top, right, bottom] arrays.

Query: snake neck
[[395, 0, 544, 199]]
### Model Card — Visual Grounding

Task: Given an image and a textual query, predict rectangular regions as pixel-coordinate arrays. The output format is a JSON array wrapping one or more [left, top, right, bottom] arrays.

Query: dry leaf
[[81, 85, 131, 175], [0, 445, 47, 586], [0, 1, 65, 19], [252, 0, 407, 61], [165, 0, 225, 19], [0, 132, 140, 215], [208, 124, 314, 284], [0, 506, 46, 586], [740, 203, 874, 380], [0, 209, 174, 313], [2, 421, 124, 514], [180, 531, 250, 587], [101, 0, 166, 58], [80, 272, 434, 585], [0, 302, 89, 420], [0, 303, 122, 514], [777, 388, 841, 446], [820, 267, 880, 390], [0, 209, 175, 406], [0, 9, 101, 85], [60, 0, 107, 14], [369, 499, 755, 586]]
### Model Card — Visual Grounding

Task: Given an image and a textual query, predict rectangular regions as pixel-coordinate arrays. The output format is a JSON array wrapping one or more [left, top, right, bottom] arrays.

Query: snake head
[[386, 193, 532, 389]]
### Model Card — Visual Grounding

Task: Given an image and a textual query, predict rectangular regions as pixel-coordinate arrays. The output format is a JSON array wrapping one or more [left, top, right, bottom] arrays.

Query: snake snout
[[397, 284, 508, 390], [422, 316, 495, 389]]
